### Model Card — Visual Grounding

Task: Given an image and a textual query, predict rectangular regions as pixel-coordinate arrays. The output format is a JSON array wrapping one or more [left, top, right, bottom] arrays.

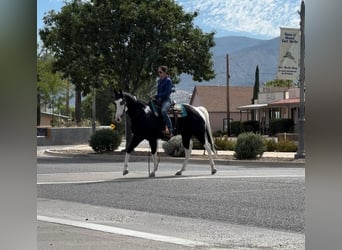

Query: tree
[[37, 50, 68, 126], [251, 65, 260, 120], [40, 0, 100, 125], [264, 79, 294, 88], [82, 88, 114, 126], [39, 0, 216, 129], [40, 0, 215, 95]]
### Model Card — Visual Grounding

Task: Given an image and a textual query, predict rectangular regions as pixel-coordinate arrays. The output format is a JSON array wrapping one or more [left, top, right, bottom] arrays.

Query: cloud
[[176, 0, 301, 38]]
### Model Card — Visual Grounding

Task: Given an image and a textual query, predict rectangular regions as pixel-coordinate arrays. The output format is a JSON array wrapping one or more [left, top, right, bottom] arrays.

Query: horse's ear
[[119, 89, 123, 95]]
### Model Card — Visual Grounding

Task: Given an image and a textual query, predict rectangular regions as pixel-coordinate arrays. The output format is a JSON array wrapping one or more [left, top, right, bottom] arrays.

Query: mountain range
[[176, 36, 280, 93]]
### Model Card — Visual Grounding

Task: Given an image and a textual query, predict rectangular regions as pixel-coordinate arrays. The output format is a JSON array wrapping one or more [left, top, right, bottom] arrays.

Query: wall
[[37, 127, 94, 146], [209, 112, 249, 132]]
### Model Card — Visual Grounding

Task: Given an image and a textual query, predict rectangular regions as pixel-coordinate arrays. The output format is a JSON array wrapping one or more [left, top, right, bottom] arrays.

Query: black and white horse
[[113, 90, 217, 177]]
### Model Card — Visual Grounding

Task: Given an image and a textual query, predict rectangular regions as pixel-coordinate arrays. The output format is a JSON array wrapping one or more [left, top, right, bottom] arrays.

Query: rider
[[152, 65, 174, 137]]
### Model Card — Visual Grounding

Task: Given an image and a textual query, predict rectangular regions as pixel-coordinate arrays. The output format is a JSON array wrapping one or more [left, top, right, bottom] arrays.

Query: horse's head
[[113, 89, 126, 123]]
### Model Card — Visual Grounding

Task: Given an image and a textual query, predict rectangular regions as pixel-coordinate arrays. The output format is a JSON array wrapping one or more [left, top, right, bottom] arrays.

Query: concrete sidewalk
[[37, 140, 305, 166]]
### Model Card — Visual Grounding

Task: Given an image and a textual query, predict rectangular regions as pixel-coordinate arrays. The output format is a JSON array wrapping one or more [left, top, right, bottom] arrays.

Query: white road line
[[37, 180, 107, 185], [37, 215, 210, 247], [170, 174, 304, 180], [37, 173, 304, 184]]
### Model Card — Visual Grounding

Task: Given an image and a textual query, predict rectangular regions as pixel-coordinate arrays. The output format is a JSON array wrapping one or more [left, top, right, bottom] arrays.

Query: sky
[[37, 0, 301, 40]]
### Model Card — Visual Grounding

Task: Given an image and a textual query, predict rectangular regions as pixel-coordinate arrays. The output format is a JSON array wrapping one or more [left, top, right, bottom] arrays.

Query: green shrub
[[231, 121, 242, 136], [234, 132, 265, 160], [269, 119, 294, 135], [214, 136, 236, 150], [89, 128, 122, 152], [264, 138, 297, 152], [277, 140, 297, 152], [213, 130, 226, 137], [264, 139, 278, 152], [192, 137, 204, 150], [242, 120, 259, 133], [162, 135, 187, 157]]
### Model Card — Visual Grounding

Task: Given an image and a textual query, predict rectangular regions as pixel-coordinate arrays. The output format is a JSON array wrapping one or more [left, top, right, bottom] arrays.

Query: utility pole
[[295, 0, 305, 159], [226, 54, 230, 136]]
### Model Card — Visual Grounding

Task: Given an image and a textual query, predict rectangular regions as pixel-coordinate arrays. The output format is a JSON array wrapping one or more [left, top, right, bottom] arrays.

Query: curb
[[43, 150, 305, 168]]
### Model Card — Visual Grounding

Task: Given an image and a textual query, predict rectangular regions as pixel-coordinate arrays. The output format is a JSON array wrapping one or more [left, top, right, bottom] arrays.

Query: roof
[[189, 85, 253, 112], [238, 104, 268, 110], [268, 98, 300, 106], [40, 111, 70, 119], [238, 98, 302, 110]]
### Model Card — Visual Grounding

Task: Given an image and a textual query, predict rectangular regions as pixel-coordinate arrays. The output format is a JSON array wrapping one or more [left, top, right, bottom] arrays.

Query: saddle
[[150, 100, 187, 118], [168, 100, 187, 117], [150, 100, 187, 137]]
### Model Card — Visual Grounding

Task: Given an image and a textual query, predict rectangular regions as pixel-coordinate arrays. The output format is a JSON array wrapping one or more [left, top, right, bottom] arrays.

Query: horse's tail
[[198, 106, 217, 155]]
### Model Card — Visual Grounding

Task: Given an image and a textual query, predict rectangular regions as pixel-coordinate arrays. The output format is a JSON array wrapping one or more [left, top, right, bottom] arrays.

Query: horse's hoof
[[123, 170, 129, 176], [175, 171, 182, 176], [211, 169, 217, 175], [149, 172, 155, 178]]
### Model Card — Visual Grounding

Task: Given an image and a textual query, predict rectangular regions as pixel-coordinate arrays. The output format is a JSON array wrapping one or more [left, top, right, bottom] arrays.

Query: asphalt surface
[[37, 143, 305, 249]]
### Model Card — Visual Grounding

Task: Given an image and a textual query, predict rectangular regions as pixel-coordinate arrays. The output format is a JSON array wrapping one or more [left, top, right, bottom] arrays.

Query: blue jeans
[[161, 98, 173, 134]]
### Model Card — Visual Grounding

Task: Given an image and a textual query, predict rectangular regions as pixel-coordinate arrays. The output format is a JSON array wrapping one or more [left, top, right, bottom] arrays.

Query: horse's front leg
[[123, 136, 143, 176], [148, 139, 159, 177], [123, 152, 130, 175]]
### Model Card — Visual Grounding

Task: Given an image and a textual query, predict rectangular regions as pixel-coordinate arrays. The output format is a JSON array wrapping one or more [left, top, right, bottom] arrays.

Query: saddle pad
[[169, 104, 187, 117]]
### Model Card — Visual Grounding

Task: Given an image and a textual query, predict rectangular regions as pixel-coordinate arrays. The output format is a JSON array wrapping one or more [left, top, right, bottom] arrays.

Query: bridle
[[114, 93, 127, 122]]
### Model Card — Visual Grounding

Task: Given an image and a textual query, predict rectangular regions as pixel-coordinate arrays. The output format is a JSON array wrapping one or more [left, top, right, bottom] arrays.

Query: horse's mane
[[123, 92, 147, 108]]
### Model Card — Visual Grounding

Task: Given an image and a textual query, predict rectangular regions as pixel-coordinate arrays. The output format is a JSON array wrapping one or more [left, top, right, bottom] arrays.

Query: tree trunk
[[75, 89, 82, 126], [65, 79, 70, 117]]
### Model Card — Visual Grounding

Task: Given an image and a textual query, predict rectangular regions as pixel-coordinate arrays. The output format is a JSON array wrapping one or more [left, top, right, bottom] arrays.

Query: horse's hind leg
[[176, 137, 192, 175], [203, 140, 217, 175]]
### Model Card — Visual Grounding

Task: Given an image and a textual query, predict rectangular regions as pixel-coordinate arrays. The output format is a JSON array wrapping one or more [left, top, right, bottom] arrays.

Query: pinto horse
[[113, 90, 217, 177]]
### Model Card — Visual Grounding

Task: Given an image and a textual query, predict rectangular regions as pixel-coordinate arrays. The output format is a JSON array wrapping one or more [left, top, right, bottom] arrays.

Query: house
[[238, 87, 302, 134], [189, 85, 253, 132]]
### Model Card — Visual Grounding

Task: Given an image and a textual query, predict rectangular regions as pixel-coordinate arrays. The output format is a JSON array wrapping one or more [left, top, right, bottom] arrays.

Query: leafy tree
[[40, 0, 100, 125], [264, 79, 294, 88], [39, 0, 216, 130], [39, 0, 215, 95], [37, 50, 69, 126], [82, 88, 114, 126], [251, 65, 260, 120]]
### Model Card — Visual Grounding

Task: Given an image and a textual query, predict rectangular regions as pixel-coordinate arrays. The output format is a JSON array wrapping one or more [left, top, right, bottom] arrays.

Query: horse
[[113, 89, 217, 177]]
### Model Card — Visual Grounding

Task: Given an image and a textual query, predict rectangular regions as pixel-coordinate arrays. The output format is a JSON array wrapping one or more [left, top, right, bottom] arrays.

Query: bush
[[213, 130, 226, 137], [234, 132, 265, 160], [264, 139, 278, 152], [277, 140, 297, 152], [192, 137, 204, 150], [89, 128, 122, 152], [269, 119, 294, 135], [214, 136, 236, 150], [242, 120, 259, 133], [230, 121, 242, 136], [264, 138, 297, 152], [162, 135, 187, 157]]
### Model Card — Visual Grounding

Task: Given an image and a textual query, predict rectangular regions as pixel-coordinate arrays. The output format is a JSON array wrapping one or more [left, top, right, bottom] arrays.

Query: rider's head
[[158, 66, 168, 79]]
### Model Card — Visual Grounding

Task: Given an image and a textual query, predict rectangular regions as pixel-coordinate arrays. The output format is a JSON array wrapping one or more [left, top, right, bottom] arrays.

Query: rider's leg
[[161, 100, 173, 135]]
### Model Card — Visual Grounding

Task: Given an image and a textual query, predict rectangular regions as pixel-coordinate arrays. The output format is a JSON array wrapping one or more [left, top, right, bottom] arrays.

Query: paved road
[[37, 156, 305, 249]]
